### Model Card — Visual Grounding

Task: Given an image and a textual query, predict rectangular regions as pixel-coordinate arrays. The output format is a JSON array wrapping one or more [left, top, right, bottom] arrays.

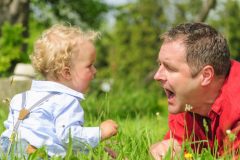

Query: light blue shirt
[[1, 80, 100, 157]]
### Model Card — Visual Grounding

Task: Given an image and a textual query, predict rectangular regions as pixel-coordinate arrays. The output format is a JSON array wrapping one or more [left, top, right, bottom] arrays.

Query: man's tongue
[[166, 89, 175, 100]]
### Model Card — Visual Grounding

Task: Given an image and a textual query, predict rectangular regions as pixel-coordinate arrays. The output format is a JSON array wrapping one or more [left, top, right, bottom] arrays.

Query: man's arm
[[150, 139, 181, 160]]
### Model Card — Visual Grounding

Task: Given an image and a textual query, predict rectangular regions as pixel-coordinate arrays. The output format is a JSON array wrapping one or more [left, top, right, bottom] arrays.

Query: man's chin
[[168, 105, 183, 114]]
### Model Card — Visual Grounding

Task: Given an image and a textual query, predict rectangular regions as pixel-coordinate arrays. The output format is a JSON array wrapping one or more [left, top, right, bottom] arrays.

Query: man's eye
[[164, 64, 169, 69], [166, 65, 175, 71]]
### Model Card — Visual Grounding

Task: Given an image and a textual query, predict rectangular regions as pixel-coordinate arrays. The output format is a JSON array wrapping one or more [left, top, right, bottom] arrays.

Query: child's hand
[[100, 119, 118, 141]]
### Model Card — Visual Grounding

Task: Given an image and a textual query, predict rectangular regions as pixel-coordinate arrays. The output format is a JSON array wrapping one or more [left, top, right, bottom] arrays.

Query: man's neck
[[191, 77, 225, 117]]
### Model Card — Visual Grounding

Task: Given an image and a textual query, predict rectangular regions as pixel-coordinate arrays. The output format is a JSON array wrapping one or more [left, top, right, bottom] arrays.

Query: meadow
[[0, 80, 238, 159], [0, 80, 169, 159]]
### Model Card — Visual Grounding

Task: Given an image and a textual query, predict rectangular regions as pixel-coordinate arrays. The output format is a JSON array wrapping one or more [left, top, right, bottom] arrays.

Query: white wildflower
[[185, 104, 193, 111], [226, 129, 231, 135]]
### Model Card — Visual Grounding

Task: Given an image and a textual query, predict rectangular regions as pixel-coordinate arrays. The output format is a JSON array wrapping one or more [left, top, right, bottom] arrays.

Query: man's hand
[[100, 119, 118, 141], [150, 139, 181, 160]]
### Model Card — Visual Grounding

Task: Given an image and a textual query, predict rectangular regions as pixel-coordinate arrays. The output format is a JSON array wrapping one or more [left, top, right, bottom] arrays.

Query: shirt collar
[[31, 80, 85, 100]]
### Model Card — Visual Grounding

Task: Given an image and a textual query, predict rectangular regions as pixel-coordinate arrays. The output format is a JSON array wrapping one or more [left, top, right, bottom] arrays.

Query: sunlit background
[[0, 0, 239, 159]]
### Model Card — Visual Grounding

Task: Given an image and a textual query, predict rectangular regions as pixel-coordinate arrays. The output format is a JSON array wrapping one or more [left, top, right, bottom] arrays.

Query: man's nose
[[154, 67, 166, 82]]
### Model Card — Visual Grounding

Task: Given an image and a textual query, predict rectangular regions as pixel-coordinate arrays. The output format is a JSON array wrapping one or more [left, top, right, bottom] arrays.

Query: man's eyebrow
[[162, 61, 174, 68]]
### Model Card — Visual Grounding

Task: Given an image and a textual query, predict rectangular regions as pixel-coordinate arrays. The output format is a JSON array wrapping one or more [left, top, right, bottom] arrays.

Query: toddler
[[0, 24, 118, 157]]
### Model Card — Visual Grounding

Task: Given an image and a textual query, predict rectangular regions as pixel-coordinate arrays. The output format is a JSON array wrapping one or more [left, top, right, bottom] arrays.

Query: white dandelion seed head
[[100, 82, 111, 92]]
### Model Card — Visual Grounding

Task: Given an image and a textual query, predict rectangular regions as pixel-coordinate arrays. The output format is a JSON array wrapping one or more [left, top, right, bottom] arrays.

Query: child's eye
[[88, 64, 95, 68]]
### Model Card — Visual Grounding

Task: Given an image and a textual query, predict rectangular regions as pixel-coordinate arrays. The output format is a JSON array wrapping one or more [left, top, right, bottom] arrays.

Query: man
[[150, 22, 240, 159]]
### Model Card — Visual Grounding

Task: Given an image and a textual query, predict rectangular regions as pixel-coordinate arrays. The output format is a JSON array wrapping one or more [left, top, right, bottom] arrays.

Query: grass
[[0, 81, 169, 159], [0, 80, 239, 159]]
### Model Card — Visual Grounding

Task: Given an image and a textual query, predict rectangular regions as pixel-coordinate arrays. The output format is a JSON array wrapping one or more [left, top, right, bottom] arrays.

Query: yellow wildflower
[[184, 152, 193, 159]]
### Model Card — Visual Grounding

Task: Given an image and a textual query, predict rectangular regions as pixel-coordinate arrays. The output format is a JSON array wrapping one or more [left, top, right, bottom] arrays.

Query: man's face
[[154, 39, 201, 114]]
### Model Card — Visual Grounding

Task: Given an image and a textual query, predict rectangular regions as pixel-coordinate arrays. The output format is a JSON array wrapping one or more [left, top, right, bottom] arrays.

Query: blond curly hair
[[30, 24, 100, 80]]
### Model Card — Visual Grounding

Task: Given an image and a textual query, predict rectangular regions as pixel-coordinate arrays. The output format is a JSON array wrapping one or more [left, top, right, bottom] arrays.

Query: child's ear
[[201, 65, 214, 86], [61, 67, 71, 80]]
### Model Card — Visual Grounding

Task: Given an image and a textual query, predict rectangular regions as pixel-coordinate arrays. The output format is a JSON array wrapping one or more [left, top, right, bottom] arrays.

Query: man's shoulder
[[229, 60, 240, 75], [221, 60, 240, 107], [218, 86, 240, 130]]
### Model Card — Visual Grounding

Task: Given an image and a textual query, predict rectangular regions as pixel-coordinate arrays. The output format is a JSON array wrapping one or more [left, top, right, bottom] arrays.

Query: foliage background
[[1, 0, 240, 79]]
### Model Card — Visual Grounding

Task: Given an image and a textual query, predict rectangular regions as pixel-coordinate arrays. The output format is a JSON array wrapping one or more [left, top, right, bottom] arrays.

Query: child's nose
[[93, 66, 97, 75]]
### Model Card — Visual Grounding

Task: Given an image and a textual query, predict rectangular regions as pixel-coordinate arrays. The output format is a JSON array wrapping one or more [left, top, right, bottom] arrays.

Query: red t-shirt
[[164, 60, 240, 156]]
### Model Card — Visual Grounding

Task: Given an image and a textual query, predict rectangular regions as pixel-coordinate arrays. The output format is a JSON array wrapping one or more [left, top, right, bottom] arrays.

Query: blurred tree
[[99, 0, 168, 85], [166, 0, 239, 59], [195, 0, 216, 22], [30, 0, 109, 29], [100, 0, 230, 86], [0, 0, 30, 73], [0, 0, 109, 76], [208, 0, 240, 60], [0, 0, 30, 33], [0, 23, 25, 76], [171, 0, 216, 24]]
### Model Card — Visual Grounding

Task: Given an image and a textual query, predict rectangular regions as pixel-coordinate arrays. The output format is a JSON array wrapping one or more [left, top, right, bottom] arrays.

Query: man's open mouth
[[165, 88, 175, 99]]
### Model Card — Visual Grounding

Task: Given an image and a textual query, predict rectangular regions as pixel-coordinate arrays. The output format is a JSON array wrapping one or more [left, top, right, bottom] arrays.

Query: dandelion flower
[[100, 82, 111, 92], [184, 152, 193, 159]]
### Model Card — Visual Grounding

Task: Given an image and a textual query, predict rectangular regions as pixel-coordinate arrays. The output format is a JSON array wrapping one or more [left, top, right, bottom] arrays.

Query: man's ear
[[60, 67, 71, 80], [201, 65, 214, 86]]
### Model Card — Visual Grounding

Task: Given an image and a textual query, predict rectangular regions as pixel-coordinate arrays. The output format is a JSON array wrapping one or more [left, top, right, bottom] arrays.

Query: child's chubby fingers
[[103, 119, 118, 130], [106, 119, 118, 135], [110, 120, 118, 130], [106, 119, 118, 125], [100, 119, 119, 140], [112, 125, 118, 136]]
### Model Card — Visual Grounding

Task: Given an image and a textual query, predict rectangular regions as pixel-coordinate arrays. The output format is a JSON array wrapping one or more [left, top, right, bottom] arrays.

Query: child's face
[[69, 40, 97, 93]]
